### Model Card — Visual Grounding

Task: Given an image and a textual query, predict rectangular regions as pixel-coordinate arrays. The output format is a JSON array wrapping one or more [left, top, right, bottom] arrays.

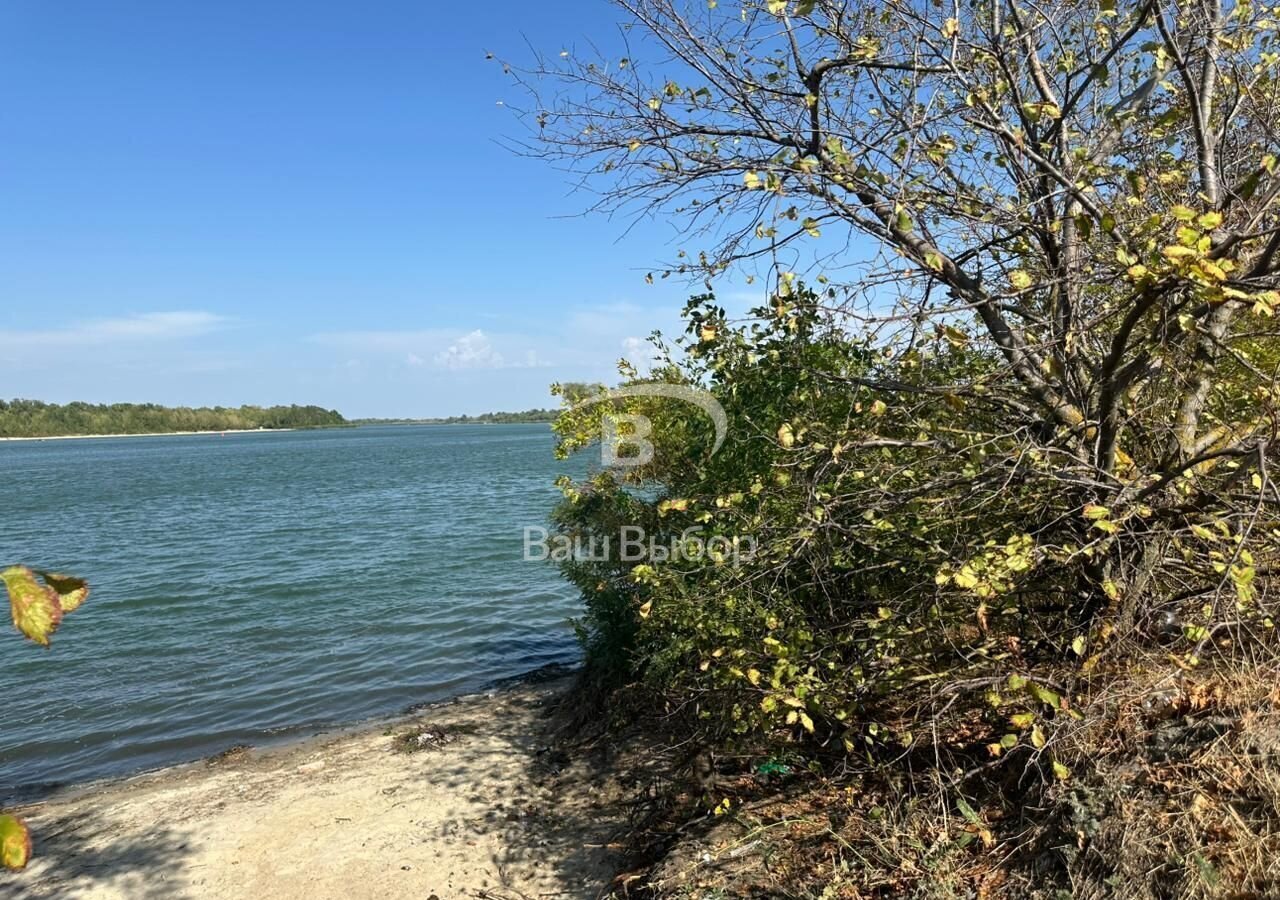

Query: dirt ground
[[0, 675, 629, 900]]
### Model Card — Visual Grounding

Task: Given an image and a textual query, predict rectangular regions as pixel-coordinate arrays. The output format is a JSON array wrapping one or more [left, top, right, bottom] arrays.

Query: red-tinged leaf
[[35, 571, 90, 614], [0, 815, 31, 870], [3, 566, 62, 647]]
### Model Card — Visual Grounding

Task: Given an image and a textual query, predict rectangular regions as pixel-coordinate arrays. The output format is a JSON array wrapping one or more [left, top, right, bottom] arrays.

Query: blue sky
[[0, 1, 752, 417]]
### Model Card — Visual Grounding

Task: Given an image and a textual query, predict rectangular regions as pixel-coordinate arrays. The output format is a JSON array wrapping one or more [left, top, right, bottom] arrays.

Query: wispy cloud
[[621, 335, 657, 373], [435, 330, 503, 370], [308, 329, 453, 353], [311, 327, 549, 371], [0, 311, 229, 347]]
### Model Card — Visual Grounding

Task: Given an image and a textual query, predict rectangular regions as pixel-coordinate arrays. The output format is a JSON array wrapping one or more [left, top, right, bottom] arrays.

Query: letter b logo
[[601, 414, 653, 467]]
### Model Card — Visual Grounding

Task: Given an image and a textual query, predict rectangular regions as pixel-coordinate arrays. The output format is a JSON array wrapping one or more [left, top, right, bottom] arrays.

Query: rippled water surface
[[0, 424, 582, 795]]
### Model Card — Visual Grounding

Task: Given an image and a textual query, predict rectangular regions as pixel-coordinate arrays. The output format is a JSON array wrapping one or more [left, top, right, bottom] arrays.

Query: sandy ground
[[0, 675, 628, 900]]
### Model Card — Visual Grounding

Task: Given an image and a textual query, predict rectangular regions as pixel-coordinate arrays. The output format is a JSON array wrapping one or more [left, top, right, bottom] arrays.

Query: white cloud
[[621, 335, 656, 372], [0, 311, 228, 347], [308, 329, 452, 352], [435, 329, 504, 370], [406, 353, 425, 367]]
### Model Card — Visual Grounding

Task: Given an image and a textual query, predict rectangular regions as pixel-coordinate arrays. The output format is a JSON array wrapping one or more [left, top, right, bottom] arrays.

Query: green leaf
[[1189, 851, 1220, 887], [1029, 683, 1062, 709], [3, 566, 62, 647], [0, 815, 31, 870]]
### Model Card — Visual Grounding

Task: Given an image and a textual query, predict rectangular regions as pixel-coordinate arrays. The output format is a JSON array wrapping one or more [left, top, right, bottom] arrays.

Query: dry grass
[[599, 653, 1280, 899]]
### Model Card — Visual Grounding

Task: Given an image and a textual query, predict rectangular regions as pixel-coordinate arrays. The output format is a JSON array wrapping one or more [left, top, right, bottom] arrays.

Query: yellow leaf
[[1197, 260, 1227, 281], [638, 599, 653, 619], [40, 571, 89, 614], [1009, 270, 1033, 290], [746, 668, 761, 686], [1197, 211, 1223, 229], [0, 815, 31, 871], [777, 423, 796, 448], [3, 566, 62, 647], [942, 17, 959, 37]]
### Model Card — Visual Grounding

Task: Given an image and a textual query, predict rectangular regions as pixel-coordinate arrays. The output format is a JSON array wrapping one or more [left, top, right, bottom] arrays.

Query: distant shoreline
[[353, 419, 555, 427], [0, 428, 296, 442]]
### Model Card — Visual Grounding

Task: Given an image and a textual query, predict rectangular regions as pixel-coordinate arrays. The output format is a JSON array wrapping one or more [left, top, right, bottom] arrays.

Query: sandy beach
[[0, 674, 628, 900]]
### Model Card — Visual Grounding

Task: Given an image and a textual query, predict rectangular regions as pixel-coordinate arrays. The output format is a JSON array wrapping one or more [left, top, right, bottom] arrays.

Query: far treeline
[[353, 408, 559, 426], [0, 400, 347, 438]]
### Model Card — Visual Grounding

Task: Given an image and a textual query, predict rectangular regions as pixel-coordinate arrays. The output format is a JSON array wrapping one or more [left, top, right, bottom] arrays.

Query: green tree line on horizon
[[353, 407, 560, 426], [0, 399, 346, 438]]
